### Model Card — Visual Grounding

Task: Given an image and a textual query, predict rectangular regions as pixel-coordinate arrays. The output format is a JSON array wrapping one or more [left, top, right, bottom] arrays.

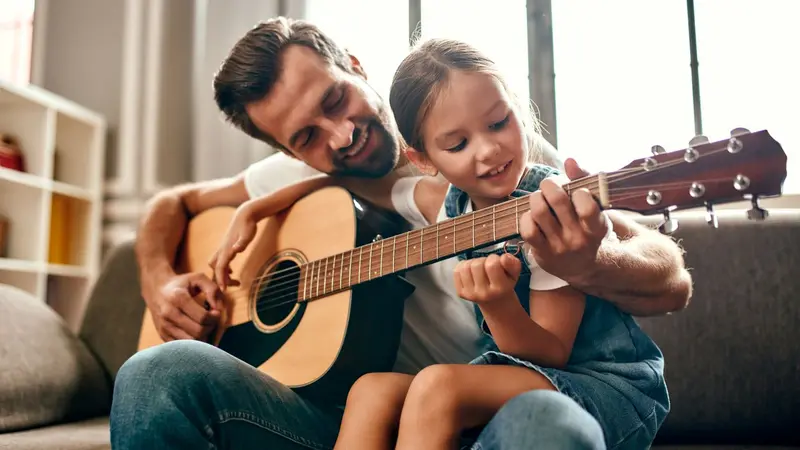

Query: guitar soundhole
[[254, 259, 300, 326]]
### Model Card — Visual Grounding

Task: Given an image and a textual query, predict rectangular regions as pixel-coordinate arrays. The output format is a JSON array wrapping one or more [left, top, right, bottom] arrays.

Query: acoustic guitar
[[137, 128, 788, 404]]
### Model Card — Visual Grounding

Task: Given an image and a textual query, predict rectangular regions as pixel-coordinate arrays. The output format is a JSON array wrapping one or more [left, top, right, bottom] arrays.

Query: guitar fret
[[515, 200, 519, 234], [315, 259, 321, 298], [492, 206, 496, 241], [369, 243, 374, 279], [392, 236, 396, 273], [379, 240, 384, 277], [472, 213, 475, 248], [338, 253, 343, 291], [436, 223, 439, 259], [420, 229, 424, 264], [323, 257, 327, 294], [453, 218, 456, 254], [302, 263, 308, 301], [405, 233, 409, 270], [349, 249, 354, 288]]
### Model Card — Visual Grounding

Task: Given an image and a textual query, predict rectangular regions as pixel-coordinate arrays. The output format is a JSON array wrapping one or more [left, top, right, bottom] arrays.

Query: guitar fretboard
[[296, 175, 604, 302]]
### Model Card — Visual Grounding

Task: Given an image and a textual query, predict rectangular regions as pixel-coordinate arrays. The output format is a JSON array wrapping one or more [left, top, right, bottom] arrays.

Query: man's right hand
[[144, 272, 224, 342]]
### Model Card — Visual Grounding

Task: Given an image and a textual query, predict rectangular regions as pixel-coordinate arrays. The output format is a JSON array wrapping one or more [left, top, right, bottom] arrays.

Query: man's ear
[[349, 53, 367, 79], [404, 147, 438, 177]]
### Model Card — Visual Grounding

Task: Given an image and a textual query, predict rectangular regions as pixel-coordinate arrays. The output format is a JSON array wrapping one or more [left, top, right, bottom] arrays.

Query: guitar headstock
[[604, 128, 787, 231]]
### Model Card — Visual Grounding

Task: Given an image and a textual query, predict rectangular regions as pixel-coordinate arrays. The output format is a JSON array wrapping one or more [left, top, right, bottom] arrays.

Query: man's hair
[[213, 17, 354, 151], [389, 38, 542, 161]]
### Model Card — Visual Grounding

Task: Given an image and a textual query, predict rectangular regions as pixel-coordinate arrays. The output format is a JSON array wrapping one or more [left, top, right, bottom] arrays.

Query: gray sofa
[[1, 211, 798, 449]]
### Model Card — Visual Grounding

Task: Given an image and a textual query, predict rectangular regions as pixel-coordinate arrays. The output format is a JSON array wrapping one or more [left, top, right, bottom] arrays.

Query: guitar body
[[137, 186, 415, 405]]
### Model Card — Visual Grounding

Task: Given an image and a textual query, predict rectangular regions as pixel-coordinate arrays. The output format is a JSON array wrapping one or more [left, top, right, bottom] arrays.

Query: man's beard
[[330, 118, 398, 179]]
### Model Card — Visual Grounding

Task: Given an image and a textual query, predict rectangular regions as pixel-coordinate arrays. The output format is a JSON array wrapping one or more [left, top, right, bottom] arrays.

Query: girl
[[210, 38, 669, 450]]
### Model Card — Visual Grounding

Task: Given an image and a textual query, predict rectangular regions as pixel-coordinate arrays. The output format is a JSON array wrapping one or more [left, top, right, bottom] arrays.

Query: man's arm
[[135, 175, 250, 341], [568, 210, 693, 316], [520, 158, 693, 318]]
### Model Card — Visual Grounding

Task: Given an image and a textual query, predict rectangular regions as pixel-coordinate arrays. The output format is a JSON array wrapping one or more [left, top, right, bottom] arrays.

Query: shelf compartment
[[0, 177, 48, 261], [48, 193, 92, 268], [0, 269, 40, 297], [54, 112, 101, 191], [0, 87, 52, 178]]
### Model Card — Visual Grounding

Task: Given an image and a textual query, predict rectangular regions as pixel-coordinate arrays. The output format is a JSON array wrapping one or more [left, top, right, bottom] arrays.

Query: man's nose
[[321, 119, 355, 151]]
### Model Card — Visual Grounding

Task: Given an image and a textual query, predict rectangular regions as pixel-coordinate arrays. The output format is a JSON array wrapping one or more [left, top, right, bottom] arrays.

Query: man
[[110, 17, 692, 450]]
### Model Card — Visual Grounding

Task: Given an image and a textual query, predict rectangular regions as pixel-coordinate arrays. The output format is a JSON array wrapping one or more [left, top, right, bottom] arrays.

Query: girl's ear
[[404, 147, 438, 177]]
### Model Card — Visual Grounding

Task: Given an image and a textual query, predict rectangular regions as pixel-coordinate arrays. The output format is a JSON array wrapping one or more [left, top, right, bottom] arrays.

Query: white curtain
[[190, 0, 308, 182]]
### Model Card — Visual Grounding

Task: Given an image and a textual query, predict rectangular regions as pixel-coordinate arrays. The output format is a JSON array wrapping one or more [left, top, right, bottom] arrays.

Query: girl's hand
[[208, 203, 258, 290], [454, 253, 521, 304]]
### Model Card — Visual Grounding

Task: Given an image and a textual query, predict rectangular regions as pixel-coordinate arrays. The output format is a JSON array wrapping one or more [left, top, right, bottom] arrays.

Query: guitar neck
[[297, 174, 606, 302]]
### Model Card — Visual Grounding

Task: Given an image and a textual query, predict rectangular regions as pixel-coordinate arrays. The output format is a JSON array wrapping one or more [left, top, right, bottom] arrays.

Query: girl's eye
[[490, 114, 510, 130], [446, 139, 467, 152]]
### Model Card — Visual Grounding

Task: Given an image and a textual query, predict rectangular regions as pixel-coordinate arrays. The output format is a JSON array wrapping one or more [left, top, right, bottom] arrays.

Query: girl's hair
[[389, 38, 543, 161]]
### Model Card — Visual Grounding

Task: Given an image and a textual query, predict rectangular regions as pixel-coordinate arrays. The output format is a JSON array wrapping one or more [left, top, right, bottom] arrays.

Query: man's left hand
[[519, 158, 609, 280]]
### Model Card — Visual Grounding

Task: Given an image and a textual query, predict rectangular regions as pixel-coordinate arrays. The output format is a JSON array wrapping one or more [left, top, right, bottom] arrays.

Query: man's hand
[[144, 272, 224, 342], [519, 158, 608, 282]]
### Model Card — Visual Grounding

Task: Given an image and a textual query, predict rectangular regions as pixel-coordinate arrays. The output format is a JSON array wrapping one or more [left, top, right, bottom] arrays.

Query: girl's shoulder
[[389, 175, 447, 228], [414, 176, 449, 224]]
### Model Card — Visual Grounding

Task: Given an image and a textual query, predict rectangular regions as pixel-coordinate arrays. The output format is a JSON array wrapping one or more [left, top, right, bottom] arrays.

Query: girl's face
[[409, 71, 527, 210]]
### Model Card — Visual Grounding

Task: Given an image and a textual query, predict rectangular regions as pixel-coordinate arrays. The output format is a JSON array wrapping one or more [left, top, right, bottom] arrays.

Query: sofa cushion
[[637, 211, 800, 446], [0, 416, 109, 450], [0, 284, 111, 432]]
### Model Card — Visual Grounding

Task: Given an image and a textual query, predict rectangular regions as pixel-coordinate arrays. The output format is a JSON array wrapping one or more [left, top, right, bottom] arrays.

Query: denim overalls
[[444, 164, 670, 450]]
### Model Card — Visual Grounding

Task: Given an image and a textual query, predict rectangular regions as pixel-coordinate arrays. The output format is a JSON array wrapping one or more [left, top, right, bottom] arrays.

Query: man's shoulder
[[244, 152, 323, 198]]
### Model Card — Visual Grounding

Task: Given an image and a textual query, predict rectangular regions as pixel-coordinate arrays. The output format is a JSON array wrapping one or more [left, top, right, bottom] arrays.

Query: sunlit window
[[551, 1, 695, 174], [0, 0, 35, 84], [306, 0, 410, 104], [694, 0, 799, 194], [420, 0, 530, 102], [552, 0, 798, 194]]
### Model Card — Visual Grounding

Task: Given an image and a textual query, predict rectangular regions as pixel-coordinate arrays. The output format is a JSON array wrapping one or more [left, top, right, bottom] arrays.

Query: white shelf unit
[[0, 79, 105, 331]]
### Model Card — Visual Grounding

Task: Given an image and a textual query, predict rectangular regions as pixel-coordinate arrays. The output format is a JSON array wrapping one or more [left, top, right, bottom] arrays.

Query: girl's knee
[[405, 365, 463, 420], [347, 372, 411, 407]]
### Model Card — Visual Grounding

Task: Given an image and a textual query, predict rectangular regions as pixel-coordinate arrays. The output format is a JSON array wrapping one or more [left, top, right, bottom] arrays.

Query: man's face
[[246, 45, 399, 178]]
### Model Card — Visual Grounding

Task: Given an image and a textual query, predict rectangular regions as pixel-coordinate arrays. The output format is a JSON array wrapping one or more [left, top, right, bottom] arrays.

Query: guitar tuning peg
[[689, 135, 709, 146], [650, 145, 666, 155], [730, 127, 750, 137], [658, 210, 679, 235], [746, 196, 769, 221], [705, 203, 718, 228]]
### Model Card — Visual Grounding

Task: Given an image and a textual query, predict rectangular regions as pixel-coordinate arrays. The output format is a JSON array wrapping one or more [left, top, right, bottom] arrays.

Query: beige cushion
[[0, 284, 110, 432]]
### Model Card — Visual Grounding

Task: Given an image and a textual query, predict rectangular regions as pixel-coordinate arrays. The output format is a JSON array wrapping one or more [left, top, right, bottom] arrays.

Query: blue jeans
[[110, 340, 605, 449]]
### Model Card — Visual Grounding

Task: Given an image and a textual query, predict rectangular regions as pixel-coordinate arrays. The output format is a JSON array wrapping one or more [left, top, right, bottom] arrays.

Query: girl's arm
[[478, 286, 585, 369], [210, 172, 402, 289]]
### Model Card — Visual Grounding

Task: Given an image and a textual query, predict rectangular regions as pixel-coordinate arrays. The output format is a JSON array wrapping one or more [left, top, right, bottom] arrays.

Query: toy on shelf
[[0, 215, 7, 258], [0, 133, 25, 172]]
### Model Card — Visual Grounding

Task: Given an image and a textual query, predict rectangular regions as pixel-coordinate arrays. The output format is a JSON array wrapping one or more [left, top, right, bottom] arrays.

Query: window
[[552, 0, 798, 194], [694, 0, 799, 194], [306, 0, 410, 104], [0, 0, 35, 84], [551, 1, 695, 174], [420, 0, 530, 102]]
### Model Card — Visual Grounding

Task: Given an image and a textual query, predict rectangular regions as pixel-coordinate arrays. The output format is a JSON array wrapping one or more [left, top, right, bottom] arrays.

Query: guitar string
[[250, 174, 727, 312], [233, 150, 699, 297], [245, 152, 707, 304], [217, 166, 633, 291], [220, 143, 737, 312], [243, 152, 720, 310]]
